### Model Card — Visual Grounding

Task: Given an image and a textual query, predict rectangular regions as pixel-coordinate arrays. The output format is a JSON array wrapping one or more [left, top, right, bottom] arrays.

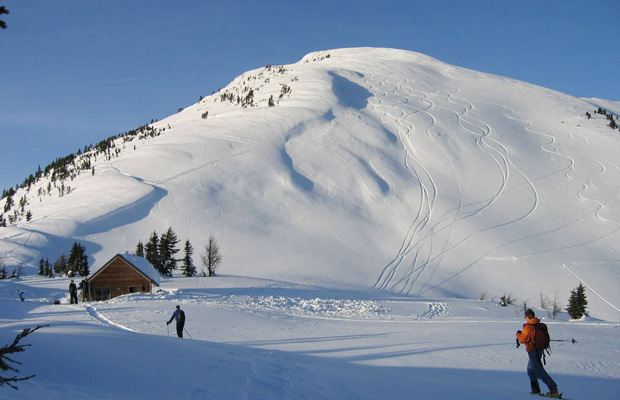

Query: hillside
[[1, 47, 619, 321]]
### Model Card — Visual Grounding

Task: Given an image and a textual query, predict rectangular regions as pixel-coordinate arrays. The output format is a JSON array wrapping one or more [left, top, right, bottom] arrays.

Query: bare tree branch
[[0, 325, 48, 390]]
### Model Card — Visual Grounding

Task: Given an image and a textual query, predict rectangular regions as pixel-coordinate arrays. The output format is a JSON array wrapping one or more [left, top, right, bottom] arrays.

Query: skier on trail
[[516, 309, 560, 398], [166, 305, 186, 338], [69, 280, 78, 304]]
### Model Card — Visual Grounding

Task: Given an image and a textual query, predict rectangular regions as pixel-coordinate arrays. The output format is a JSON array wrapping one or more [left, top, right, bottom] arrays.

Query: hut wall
[[89, 258, 152, 300]]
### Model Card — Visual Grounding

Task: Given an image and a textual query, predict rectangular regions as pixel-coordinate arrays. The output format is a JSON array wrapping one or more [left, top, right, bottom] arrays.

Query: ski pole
[[184, 328, 193, 339], [167, 324, 169, 337], [551, 338, 577, 344]]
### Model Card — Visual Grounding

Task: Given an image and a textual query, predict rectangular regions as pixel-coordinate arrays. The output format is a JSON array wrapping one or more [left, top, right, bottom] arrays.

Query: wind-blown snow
[[1, 47, 620, 398]]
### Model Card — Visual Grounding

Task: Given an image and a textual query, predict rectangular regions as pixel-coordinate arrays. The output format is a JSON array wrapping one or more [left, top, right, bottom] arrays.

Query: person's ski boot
[[543, 388, 562, 398]]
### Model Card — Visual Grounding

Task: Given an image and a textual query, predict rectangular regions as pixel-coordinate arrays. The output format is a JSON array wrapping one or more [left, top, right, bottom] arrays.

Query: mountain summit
[[2, 48, 619, 320]]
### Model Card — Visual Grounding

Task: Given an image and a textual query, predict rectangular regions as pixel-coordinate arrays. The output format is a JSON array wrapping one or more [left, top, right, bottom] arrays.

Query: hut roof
[[89, 254, 161, 286]]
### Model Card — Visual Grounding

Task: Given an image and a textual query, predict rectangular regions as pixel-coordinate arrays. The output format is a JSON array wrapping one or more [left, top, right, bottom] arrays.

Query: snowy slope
[[1, 48, 620, 321], [1, 276, 619, 400]]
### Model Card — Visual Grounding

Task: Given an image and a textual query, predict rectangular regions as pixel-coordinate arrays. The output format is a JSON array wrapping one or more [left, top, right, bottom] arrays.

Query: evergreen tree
[[566, 282, 588, 320], [145, 231, 162, 274], [68, 242, 89, 276], [45, 259, 52, 277], [201, 234, 222, 277], [3, 194, 13, 213], [182, 239, 196, 277], [135, 241, 145, 257], [158, 227, 180, 276], [53, 254, 68, 276], [38, 258, 45, 276]]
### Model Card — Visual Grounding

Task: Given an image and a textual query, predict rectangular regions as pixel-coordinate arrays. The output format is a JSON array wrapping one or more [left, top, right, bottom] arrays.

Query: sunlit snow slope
[[2, 48, 619, 320]]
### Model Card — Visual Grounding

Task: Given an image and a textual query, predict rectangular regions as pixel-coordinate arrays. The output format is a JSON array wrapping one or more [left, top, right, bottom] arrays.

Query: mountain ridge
[[2, 47, 619, 321]]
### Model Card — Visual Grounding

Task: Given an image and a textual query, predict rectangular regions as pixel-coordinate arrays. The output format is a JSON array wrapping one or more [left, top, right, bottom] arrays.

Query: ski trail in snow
[[83, 303, 139, 333], [367, 70, 564, 296], [154, 134, 262, 185], [367, 71, 437, 293], [367, 71, 504, 295], [413, 102, 620, 295]]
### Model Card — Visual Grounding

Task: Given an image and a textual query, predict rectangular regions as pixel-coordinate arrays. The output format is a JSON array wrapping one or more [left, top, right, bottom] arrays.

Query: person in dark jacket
[[517, 309, 560, 398], [167, 305, 185, 338], [79, 279, 90, 302], [69, 280, 78, 304]]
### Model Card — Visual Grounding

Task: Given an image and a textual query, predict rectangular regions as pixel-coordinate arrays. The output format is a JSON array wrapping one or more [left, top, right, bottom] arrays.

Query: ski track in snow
[[364, 68, 620, 297], [82, 303, 140, 333], [368, 69, 514, 295]]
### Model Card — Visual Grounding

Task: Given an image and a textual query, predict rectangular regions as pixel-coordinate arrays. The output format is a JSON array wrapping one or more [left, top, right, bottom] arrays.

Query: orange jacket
[[516, 317, 540, 353]]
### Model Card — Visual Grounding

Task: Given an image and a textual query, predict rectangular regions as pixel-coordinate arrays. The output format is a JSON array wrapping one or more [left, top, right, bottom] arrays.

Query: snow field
[[1, 275, 619, 399]]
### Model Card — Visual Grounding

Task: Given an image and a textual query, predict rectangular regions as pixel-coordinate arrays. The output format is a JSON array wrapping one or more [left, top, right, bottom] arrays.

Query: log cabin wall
[[88, 257, 152, 300]]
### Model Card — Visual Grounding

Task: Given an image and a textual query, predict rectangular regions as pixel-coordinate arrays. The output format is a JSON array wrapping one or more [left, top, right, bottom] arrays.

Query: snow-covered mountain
[[2, 47, 619, 321]]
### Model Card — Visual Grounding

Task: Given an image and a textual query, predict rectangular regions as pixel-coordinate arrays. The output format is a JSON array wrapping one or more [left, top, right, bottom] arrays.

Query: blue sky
[[1, 1, 618, 192]]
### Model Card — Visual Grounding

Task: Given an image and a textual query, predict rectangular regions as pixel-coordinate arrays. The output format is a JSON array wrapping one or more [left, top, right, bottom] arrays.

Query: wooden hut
[[87, 254, 161, 301]]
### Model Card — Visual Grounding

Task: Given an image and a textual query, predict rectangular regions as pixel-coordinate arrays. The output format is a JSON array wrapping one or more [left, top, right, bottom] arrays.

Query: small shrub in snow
[[499, 293, 515, 306], [540, 291, 562, 319]]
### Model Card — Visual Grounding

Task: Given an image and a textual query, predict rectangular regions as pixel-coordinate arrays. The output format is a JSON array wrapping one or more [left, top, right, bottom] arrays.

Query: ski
[[538, 392, 564, 399]]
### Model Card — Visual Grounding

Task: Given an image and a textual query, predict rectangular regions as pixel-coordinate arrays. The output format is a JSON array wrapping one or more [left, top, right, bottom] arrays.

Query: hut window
[[95, 288, 111, 301]]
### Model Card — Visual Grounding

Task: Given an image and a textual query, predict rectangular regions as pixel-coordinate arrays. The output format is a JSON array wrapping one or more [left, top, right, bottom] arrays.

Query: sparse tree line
[[585, 107, 620, 132], [0, 263, 23, 280], [305, 53, 331, 62], [4, 226, 221, 280], [490, 282, 589, 320], [215, 64, 292, 109], [0, 63, 295, 227], [0, 62, 295, 226], [36, 242, 90, 278], [0, 242, 89, 280], [134, 227, 221, 278], [0, 123, 164, 227]]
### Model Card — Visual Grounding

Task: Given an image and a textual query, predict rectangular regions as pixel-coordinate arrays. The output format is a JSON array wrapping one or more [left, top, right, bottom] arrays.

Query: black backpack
[[178, 309, 185, 324]]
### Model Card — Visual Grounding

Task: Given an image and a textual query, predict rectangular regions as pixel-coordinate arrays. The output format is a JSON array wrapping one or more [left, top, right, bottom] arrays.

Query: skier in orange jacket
[[517, 309, 560, 398]]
